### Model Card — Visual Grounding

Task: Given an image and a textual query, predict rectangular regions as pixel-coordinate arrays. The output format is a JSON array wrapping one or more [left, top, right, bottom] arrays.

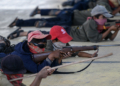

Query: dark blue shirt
[[11, 41, 52, 73]]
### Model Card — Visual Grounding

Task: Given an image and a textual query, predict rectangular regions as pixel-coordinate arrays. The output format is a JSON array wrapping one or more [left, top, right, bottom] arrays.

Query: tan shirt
[[73, 9, 91, 26], [70, 19, 102, 42]]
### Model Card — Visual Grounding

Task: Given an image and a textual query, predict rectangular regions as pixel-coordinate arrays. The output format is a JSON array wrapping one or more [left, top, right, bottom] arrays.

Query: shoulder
[[84, 19, 97, 27], [73, 9, 92, 17], [15, 40, 27, 47], [81, 19, 98, 33], [45, 40, 54, 51]]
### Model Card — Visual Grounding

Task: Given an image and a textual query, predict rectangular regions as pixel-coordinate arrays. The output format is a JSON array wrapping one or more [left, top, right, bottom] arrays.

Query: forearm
[[78, 52, 92, 58], [30, 66, 54, 86], [37, 60, 52, 73], [97, 23, 120, 31], [30, 75, 42, 86], [102, 29, 111, 40], [112, 6, 120, 15]]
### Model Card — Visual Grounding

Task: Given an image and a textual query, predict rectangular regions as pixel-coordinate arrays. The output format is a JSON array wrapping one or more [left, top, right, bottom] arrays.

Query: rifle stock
[[32, 52, 52, 63], [32, 46, 98, 63]]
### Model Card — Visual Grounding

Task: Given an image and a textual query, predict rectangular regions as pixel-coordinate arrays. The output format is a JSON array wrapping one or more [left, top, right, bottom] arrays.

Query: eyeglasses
[[33, 43, 46, 48]]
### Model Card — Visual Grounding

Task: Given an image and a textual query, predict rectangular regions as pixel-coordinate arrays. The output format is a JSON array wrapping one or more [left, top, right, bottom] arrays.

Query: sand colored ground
[[0, 0, 120, 86]]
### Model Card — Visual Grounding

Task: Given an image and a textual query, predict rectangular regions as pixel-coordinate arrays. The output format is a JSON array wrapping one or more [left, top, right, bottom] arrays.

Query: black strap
[[53, 60, 94, 74]]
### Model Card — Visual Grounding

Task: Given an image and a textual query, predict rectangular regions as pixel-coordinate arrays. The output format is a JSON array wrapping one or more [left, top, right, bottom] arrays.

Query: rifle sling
[[53, 60, 94, 74]]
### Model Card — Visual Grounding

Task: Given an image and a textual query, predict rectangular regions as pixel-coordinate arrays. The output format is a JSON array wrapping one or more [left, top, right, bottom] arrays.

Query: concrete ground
[[0, 0, 120, 86]]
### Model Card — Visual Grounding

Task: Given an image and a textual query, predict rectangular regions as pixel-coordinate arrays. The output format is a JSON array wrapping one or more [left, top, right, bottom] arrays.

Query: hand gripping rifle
[[30, 44, 116, 74], [32, 45, 98, 63], [97, 22, 120, 31]]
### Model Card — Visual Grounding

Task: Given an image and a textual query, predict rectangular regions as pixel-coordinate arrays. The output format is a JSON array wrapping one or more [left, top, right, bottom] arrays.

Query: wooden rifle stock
[[32, 46, 98, 63], [32, 52, 52, 63]]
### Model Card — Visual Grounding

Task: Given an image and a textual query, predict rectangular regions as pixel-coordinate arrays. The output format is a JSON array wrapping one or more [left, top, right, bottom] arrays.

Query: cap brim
[[36, 34, 51, 40], [58, 34, 73, 43], [29, 34, 51, 42], [103, 13, 113, 18], [45, 34, 51, 40], [51, 36, 56, 41]]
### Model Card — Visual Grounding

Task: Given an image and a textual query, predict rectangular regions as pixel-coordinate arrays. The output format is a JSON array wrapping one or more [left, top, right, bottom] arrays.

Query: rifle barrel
[[98, 44, 120, 47], [63, 44, 120, 48]]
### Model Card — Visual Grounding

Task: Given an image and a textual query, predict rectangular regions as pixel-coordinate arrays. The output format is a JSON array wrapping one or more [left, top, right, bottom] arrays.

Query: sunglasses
[[33, 43, 46, 48], [39, 38, 47, 43]]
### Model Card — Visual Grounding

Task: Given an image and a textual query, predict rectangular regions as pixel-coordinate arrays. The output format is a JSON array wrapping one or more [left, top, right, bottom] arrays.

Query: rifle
[[97, 22, 120, 31], [32, 45, 98, 63]]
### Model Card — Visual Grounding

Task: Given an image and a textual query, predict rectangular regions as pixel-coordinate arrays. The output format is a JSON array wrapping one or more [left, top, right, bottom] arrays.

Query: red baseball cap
[[50, 25, 73, 43], [28, 30, 51, 42]]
